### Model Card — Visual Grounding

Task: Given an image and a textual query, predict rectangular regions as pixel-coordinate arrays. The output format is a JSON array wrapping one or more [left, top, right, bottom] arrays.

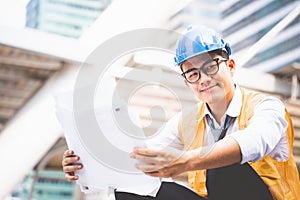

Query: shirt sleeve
[[228, 97, 288, 164], [146, 112, 184, 150]]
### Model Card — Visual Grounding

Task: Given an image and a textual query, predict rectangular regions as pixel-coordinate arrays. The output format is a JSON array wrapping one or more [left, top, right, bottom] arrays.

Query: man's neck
[[207, 102, 228, 125], [207, 86, 235, 124]]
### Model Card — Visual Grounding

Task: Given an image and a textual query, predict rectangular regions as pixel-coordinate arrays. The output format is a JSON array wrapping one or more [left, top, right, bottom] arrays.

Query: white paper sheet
[[54, 91, 161, 196]]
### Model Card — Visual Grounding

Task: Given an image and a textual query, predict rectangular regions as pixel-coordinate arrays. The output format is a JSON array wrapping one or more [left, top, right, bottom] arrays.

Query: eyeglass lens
[[182, 58, 227, 83]]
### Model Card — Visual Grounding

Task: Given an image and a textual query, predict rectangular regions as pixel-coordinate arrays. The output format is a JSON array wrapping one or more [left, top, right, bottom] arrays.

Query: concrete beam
[[0, 63, 80, 199]]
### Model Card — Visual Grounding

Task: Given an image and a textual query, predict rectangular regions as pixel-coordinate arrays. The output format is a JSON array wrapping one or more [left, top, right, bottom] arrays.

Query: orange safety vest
[[178, 88, 300, 200]]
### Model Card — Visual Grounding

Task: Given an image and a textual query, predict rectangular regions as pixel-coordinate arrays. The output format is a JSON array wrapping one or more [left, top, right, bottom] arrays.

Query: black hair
[[210, 49, 229, 59]]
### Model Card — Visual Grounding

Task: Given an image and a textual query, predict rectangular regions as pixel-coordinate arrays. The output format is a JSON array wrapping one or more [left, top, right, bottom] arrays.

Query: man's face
[[181, 53, 235, 106]]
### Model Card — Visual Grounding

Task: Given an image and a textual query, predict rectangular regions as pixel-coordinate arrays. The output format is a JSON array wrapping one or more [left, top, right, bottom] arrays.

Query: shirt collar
[[226, 84, 242, 117]]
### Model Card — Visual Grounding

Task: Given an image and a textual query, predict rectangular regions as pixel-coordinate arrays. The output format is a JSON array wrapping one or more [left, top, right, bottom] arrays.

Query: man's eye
[[205, 64, 216, 72], [188, 71, 198, 78]]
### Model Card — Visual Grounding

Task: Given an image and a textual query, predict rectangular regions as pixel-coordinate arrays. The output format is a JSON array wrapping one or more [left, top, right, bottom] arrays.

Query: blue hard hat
[[174, 25, 231, 66]]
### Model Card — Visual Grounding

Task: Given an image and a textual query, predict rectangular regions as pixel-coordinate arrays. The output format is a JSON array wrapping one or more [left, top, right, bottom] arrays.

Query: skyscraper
[[222, 0, 300, 73], [169, 0, 300, 74], [26, 0, 112, 38]]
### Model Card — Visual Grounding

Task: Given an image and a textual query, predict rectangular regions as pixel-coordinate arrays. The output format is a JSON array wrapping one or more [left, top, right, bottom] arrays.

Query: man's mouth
[[200, 85, 217, 92]]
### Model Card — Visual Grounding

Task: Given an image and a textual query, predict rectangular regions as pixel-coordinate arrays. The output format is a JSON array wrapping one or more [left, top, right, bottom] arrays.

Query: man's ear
[[227, 58, 235, 75]]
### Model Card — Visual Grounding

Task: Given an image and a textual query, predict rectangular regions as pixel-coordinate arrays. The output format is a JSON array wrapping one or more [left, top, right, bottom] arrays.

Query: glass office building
[[221, 0, 300, 73], [26, 0, 112, 38], [169, 0, 300, 74], [10, 170, 75, 200]]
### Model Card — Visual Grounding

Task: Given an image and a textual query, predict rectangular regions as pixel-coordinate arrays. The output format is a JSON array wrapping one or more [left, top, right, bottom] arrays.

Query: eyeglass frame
[[181, 57, 228, 83]]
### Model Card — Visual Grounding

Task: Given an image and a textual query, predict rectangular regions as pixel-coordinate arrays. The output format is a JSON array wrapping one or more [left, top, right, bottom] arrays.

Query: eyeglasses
[[181, 58, 228, 83]]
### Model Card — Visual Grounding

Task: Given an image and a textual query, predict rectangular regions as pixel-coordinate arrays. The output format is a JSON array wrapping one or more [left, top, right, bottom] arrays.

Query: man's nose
[[199, 71, 211, 83]]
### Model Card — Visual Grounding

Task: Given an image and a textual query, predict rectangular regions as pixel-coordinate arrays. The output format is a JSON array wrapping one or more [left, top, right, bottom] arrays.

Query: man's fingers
[[145, 166, 175, 178], [62, 156, 80, 166], [145, 171, 161, 177], [131, 152, 174, 168], [133, 148, 160, 157], [132, 154, 161, 164], [64, 172, 79, 181], [63, 149, 74, 157], [61, 150, 82, 182], [63, 164, 83, 173], [135, 162, 162, 173], [145, 171, 170, 178]]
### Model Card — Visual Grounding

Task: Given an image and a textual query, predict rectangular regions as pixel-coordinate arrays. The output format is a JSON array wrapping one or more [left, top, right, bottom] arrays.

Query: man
[[62, 26, 300, 199]]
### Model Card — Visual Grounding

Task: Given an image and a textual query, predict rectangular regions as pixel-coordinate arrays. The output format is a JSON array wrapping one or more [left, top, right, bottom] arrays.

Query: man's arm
[[132, 97, 287, 178], [131, 137, 241, 178], [229, 97, 288, 163]]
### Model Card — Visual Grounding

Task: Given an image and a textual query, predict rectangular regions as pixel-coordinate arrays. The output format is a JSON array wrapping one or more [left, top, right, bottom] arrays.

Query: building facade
[[221, 0, 300, 73], [169, 0, 300, 74], [26, 0, 112, 38], [11, 170, 75, 200]]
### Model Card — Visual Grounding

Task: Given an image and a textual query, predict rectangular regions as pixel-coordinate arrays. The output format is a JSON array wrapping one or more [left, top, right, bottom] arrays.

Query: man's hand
[[131, 137, 242, 178], [131, 147, 194, 178], [62, 149, 83, 181]]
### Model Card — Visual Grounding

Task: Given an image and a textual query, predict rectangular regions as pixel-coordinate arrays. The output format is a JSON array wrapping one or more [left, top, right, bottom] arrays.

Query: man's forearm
[[186, 137, 242, 171]]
